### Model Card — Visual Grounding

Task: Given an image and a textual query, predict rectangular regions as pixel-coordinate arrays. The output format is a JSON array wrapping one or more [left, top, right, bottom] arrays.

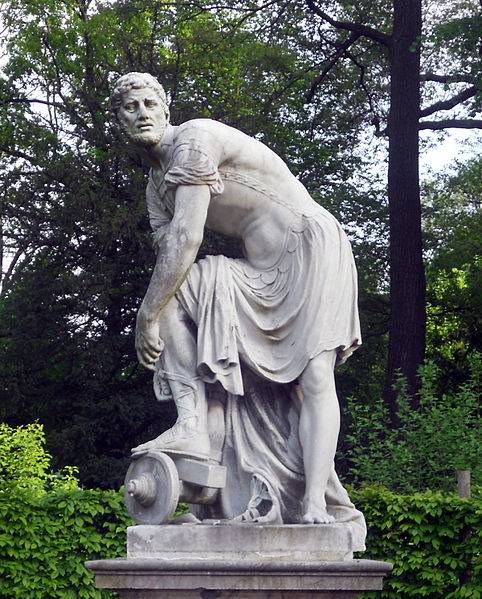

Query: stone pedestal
[[85, 523, 392, 598]]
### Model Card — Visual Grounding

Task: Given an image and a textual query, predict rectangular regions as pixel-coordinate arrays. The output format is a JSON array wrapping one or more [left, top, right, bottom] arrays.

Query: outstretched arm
[[136, 184, 210, 369]]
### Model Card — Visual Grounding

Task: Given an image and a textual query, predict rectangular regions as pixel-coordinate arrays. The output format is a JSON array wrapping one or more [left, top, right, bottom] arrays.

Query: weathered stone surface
[[110, 72, 364, 529], [84, 71, 396, 599], [173, 456, 226, 488], [85, 556, 393, 598], [112, 593, 373, 599], [126, 523, 362, 561], [124, 452, 179, 525]]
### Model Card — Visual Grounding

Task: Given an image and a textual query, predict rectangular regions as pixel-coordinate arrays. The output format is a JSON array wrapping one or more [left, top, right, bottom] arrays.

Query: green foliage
[[0, 423, 52, 491], [0, 0, 478, 491], [426, 0, 482, 109], [1, 478, 480, 598], [352, 485, 482, 598], [427, 260, 481, 363], [0, 422, 79, 495], [0, 0, 359, 489], [423, 157, 482, 391], [0, 484, 132, 598], [344, 353, 481, 493], [0, 425, 479, 598], [0, 422, 127, 597], [341, 157, 482, 491]]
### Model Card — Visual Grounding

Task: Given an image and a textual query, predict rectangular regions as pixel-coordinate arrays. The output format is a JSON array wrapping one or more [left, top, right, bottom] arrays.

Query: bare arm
[[146, 177, 171, 252], [136, 184, 210, 369]]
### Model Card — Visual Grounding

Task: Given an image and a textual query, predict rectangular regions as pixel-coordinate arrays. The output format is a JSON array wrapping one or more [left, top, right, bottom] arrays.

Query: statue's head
[[110, 72, 169, 148]]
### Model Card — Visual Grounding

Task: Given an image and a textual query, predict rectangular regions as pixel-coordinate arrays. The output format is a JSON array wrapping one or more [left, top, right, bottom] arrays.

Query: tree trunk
[[384, 0, 425, 424], [0, 215, 3, 289]]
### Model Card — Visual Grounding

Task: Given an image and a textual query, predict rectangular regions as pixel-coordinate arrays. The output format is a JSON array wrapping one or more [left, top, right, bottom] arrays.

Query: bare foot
[[131, 421, 210, 457], [302, 501, 335, 524]]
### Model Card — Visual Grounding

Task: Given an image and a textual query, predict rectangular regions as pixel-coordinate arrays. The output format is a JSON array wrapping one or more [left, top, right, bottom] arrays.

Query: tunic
[[147, 119, 361, 396]]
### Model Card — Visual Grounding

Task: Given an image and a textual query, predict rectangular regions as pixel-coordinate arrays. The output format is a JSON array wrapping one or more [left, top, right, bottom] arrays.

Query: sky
[[420, 129, 481, 177]]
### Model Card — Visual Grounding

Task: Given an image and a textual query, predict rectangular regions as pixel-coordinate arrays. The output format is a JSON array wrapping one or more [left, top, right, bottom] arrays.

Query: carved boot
[[132, 371, 210, 458]]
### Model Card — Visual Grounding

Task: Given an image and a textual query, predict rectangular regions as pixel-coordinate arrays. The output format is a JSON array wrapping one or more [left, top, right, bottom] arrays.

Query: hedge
[[352, 485, 482, 598], [0, 484, 480, 598], [0, 484, 132, 598]]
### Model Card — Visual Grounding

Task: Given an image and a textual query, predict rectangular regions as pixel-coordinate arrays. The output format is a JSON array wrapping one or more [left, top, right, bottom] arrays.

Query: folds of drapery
[[177, 210, 361, 397], [189, 369, 366, 550]]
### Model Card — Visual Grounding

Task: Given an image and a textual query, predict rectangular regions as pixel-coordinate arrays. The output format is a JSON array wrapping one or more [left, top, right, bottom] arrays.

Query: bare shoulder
[[174, 119, 294, 186], [175, 118, 252, 147]]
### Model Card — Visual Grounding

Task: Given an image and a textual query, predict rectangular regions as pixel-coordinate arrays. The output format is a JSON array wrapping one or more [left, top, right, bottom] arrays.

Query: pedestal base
[[86, 557, 392, 598], [85, 524, 392, 598], [127, 522, 364, 561]]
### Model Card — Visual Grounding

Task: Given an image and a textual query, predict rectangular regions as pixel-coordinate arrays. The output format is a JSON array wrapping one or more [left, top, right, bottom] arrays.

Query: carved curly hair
[[110, 72, 168, 116]]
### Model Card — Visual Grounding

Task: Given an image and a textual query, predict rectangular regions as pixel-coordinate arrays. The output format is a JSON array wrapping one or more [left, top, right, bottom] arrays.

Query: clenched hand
[[135, 309, 164, 370]]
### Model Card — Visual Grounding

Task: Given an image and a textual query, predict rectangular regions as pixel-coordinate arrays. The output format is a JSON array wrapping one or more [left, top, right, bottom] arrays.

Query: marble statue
[[111, 73, 364, 534]]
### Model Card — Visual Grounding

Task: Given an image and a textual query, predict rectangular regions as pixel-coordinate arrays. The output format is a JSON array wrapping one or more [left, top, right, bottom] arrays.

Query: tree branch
[[1, 245, 26, 298], [306, 32, 360, 103], [418, 119, 482, 130], [420, 86, 479, 118], [262, 64, 319, 115], [344, 47, 385, 135], [305, 0, 391, 47], [3, 97, 64, 110], [420, 73, 474, 84], [231, 0, 283, 28]]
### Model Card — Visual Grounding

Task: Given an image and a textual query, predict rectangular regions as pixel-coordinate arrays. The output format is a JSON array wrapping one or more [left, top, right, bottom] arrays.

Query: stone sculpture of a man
[[111, 72, 362, 526]]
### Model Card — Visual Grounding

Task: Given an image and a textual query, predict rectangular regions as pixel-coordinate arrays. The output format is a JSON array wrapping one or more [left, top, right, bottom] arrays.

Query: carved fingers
[[135, 315, 164, 371]]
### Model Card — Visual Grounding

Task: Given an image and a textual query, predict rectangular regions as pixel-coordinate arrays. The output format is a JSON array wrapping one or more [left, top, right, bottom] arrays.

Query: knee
[[299, 352, 337, 399]]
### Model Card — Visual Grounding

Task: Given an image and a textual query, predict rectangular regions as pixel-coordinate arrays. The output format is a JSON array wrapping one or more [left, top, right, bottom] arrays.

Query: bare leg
[[298, 350, 339, 524], [206, 390, 226, 464], [132, 298, 210, 456]]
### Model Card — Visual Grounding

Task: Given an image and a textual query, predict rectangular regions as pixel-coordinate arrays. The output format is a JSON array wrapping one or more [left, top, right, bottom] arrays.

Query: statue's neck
[[134, 124, 177, 168], [149, 124, 176, 164]]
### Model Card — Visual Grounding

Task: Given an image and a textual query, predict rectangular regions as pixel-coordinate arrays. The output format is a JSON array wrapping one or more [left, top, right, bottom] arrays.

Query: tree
[[423, 157, 482, 388], [1, 0, 365, 486], [4, 0, 476, 487], [303, 0, 481, 421]]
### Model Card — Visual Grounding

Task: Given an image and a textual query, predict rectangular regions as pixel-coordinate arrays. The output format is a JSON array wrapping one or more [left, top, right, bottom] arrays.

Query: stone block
[[85, 556, 393, 598], [126, 523, 362, 562], [172, 456, 226, 488]]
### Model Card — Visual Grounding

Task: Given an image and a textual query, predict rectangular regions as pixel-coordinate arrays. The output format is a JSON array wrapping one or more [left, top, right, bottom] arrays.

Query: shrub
[[0, 422, 131, 597], [344, 353, 481, 493], [0, 485, 131, 598], [0, 422, 78, 495], [1, 424, 480, 598], [353, 485, 482, 598]]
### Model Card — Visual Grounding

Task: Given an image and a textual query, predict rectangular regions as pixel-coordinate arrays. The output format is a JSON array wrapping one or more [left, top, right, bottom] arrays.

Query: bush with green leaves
[[344, 352, 481, 493], [0, 422, 78, 495], [353, 485, 482, 599], [1, 425, 480, 598], [0, 422, 131, 597], [0, 485, 131, 598]]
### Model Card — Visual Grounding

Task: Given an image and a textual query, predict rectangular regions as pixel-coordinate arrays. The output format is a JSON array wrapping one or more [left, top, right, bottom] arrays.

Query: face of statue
[[117, 87, 168, 147]]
